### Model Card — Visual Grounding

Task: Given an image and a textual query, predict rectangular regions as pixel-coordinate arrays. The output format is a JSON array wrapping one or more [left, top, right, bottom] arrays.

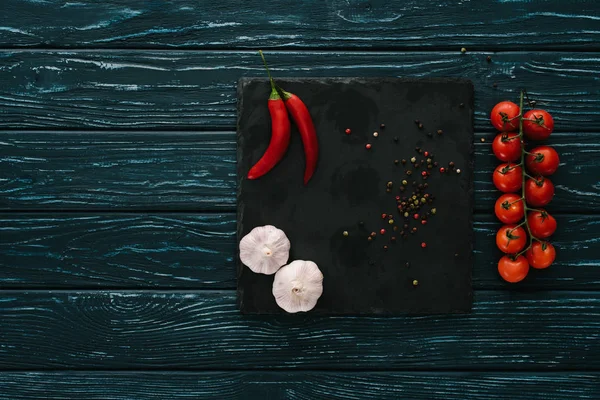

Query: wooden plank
[[1, 132, 596, 212], [0, 290, 598, 369], [0, 132, 236, 210], [0, 51, 598, 131], [2, 0, 599, 50], [1, 214, 597, 290], [0, 372, 598, 400]]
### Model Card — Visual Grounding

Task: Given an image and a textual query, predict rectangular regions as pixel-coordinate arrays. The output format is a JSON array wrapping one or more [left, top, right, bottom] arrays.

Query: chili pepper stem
[[258, 50, 281, 99]]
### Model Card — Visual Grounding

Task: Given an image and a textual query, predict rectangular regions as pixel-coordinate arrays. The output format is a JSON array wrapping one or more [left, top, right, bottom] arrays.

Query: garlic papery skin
[[272, 260, 323, 313], [239, 225, 290, 275]]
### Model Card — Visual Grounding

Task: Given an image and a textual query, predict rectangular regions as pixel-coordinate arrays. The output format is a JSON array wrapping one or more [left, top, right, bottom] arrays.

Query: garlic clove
[[272, 260, 323, 313], [239, 225, 290, 275]]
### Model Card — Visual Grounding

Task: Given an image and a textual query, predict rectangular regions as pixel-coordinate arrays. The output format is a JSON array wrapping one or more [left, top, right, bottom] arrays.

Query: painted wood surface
[[1, 132, 596, 212], [1, 51, 599, 131], [1, 372, 598, 400], [1, 213, 597, 290], [2, 0, 599, 50], [0, 290, 599, 369]]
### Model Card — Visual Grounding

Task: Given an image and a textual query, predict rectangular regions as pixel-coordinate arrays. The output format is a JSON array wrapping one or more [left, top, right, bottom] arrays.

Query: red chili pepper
[[279, 88, 319, 185], [247, 52, 291, 180]]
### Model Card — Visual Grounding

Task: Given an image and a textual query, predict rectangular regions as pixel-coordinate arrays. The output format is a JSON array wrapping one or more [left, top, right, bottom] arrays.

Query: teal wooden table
[[1, 1, 599, 398]]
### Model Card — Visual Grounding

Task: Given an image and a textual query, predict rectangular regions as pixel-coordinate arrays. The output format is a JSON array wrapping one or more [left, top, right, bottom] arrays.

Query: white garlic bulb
[[239, 225, 290, 275], [272, 260, 323, 313]]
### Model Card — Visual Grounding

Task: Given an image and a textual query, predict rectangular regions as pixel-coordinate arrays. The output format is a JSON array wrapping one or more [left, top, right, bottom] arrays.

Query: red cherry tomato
[[524, 177, 555, 207], [525, 241, 556, 269], [490, 101, 520, 132], [498, 255, 529, 283], [492, 132, 521, 162], [523, 109, 554, 140], [496, 224, 527, 254], [527, 210, 557, 239], [526, 146, 560, 176], [494, 194, 524, 224], [493, 163, 522, 193]]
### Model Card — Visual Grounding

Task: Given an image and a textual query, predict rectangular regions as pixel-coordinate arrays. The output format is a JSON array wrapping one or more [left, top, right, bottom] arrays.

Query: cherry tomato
[[525, 241, 556, 269], [490, 101, 520, 132], [496, 224, 527, 254], [498, 255, 529, 283], [523, 109, 554, 140], [527, 210, 557, 239], [526, 146, 559, 176], [492, 163, 522, 193], [492, 132, 521, 162], [524, 177, 555, 207], [494, 193, 524, 224]]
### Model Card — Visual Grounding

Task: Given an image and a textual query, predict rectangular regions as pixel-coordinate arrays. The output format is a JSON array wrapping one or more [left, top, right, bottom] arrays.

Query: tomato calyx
[[523, 114, 551, 130], [500, 164, 519, 174], [534, 176, 545, 187], [541, 241, 548, 251]]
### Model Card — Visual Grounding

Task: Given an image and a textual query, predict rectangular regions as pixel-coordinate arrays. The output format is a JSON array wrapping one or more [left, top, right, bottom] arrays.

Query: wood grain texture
[[1, 51, 598, 131], [0, 372, 598, 400], [1, 132, 596, 212], [1, 214, 597, 290], [0, 132, 236, 210], [0, 290, 599, 369], [2, 0, 599, 50]]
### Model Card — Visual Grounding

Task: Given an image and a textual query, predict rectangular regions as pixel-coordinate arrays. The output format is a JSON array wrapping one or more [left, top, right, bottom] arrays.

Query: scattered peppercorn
[[421, 242, 427, 248], [440, 167, 446, 173], [449, 161, 455, 168], [480, 137, 486, 142], [418, 123, 423, 129], [437, 129, 443, 135], [433, 161, 438, 167], [391, 236, 396, 242], [345, 128, 351, 135], [412, 227, 417, 233], [486, 55, 492, 62], [371, 232, 377, 237], [427, 132, 433, 137], [459, 103, 465, 108], [456, 168, 461, 174], [342, 231, 349, 237], [388, 219, 394, 225], [386, 181, 393, 188], [410, 156, 417, 163], [401, 159, 406, 164], [412, 279, 419, 286], [367, 236, 372, 242], [394, 159, 399, 165], [366, 143, 372, 149], [413, 213, 419, 220], [380, 229, 386, 235], [421, 220, 427, 225], [393, 226, 398, 231], [402, 180, 408, 185], [380, 123, 386, 129], [406, 170, 412, 176], [421, 171, 427, 177], [373, 131, 379, 138], [383, 245, 388, 251], [431, 208, 437, 215], [382, 213, 387, 219]]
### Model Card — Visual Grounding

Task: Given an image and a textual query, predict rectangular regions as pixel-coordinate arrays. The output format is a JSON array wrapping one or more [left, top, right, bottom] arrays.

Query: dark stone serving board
[[237, 77, 474, 315]]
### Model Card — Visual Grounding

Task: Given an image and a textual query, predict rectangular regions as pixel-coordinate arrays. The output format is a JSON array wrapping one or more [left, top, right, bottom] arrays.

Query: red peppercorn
[[421, 242, 427, 248], [440, 167, 445, 173], [421, 220, 427, 225], [382, 213, 387, 219], [424, 151, 429, 157], [345, 128, 351, 135], [395, 196, 400, 200], [380, 229, 386, 235], [365, 143, 372, 149], [413, 213, 419, 219], [421, 171, 427, 177]]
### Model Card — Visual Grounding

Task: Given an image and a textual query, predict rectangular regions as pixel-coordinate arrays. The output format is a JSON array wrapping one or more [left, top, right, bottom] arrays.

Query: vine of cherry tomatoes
[[490, 94, 559, 283]]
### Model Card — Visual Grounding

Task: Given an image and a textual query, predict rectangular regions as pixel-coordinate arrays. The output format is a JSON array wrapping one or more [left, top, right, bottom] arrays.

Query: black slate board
[[237, 78, 474, 315]]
